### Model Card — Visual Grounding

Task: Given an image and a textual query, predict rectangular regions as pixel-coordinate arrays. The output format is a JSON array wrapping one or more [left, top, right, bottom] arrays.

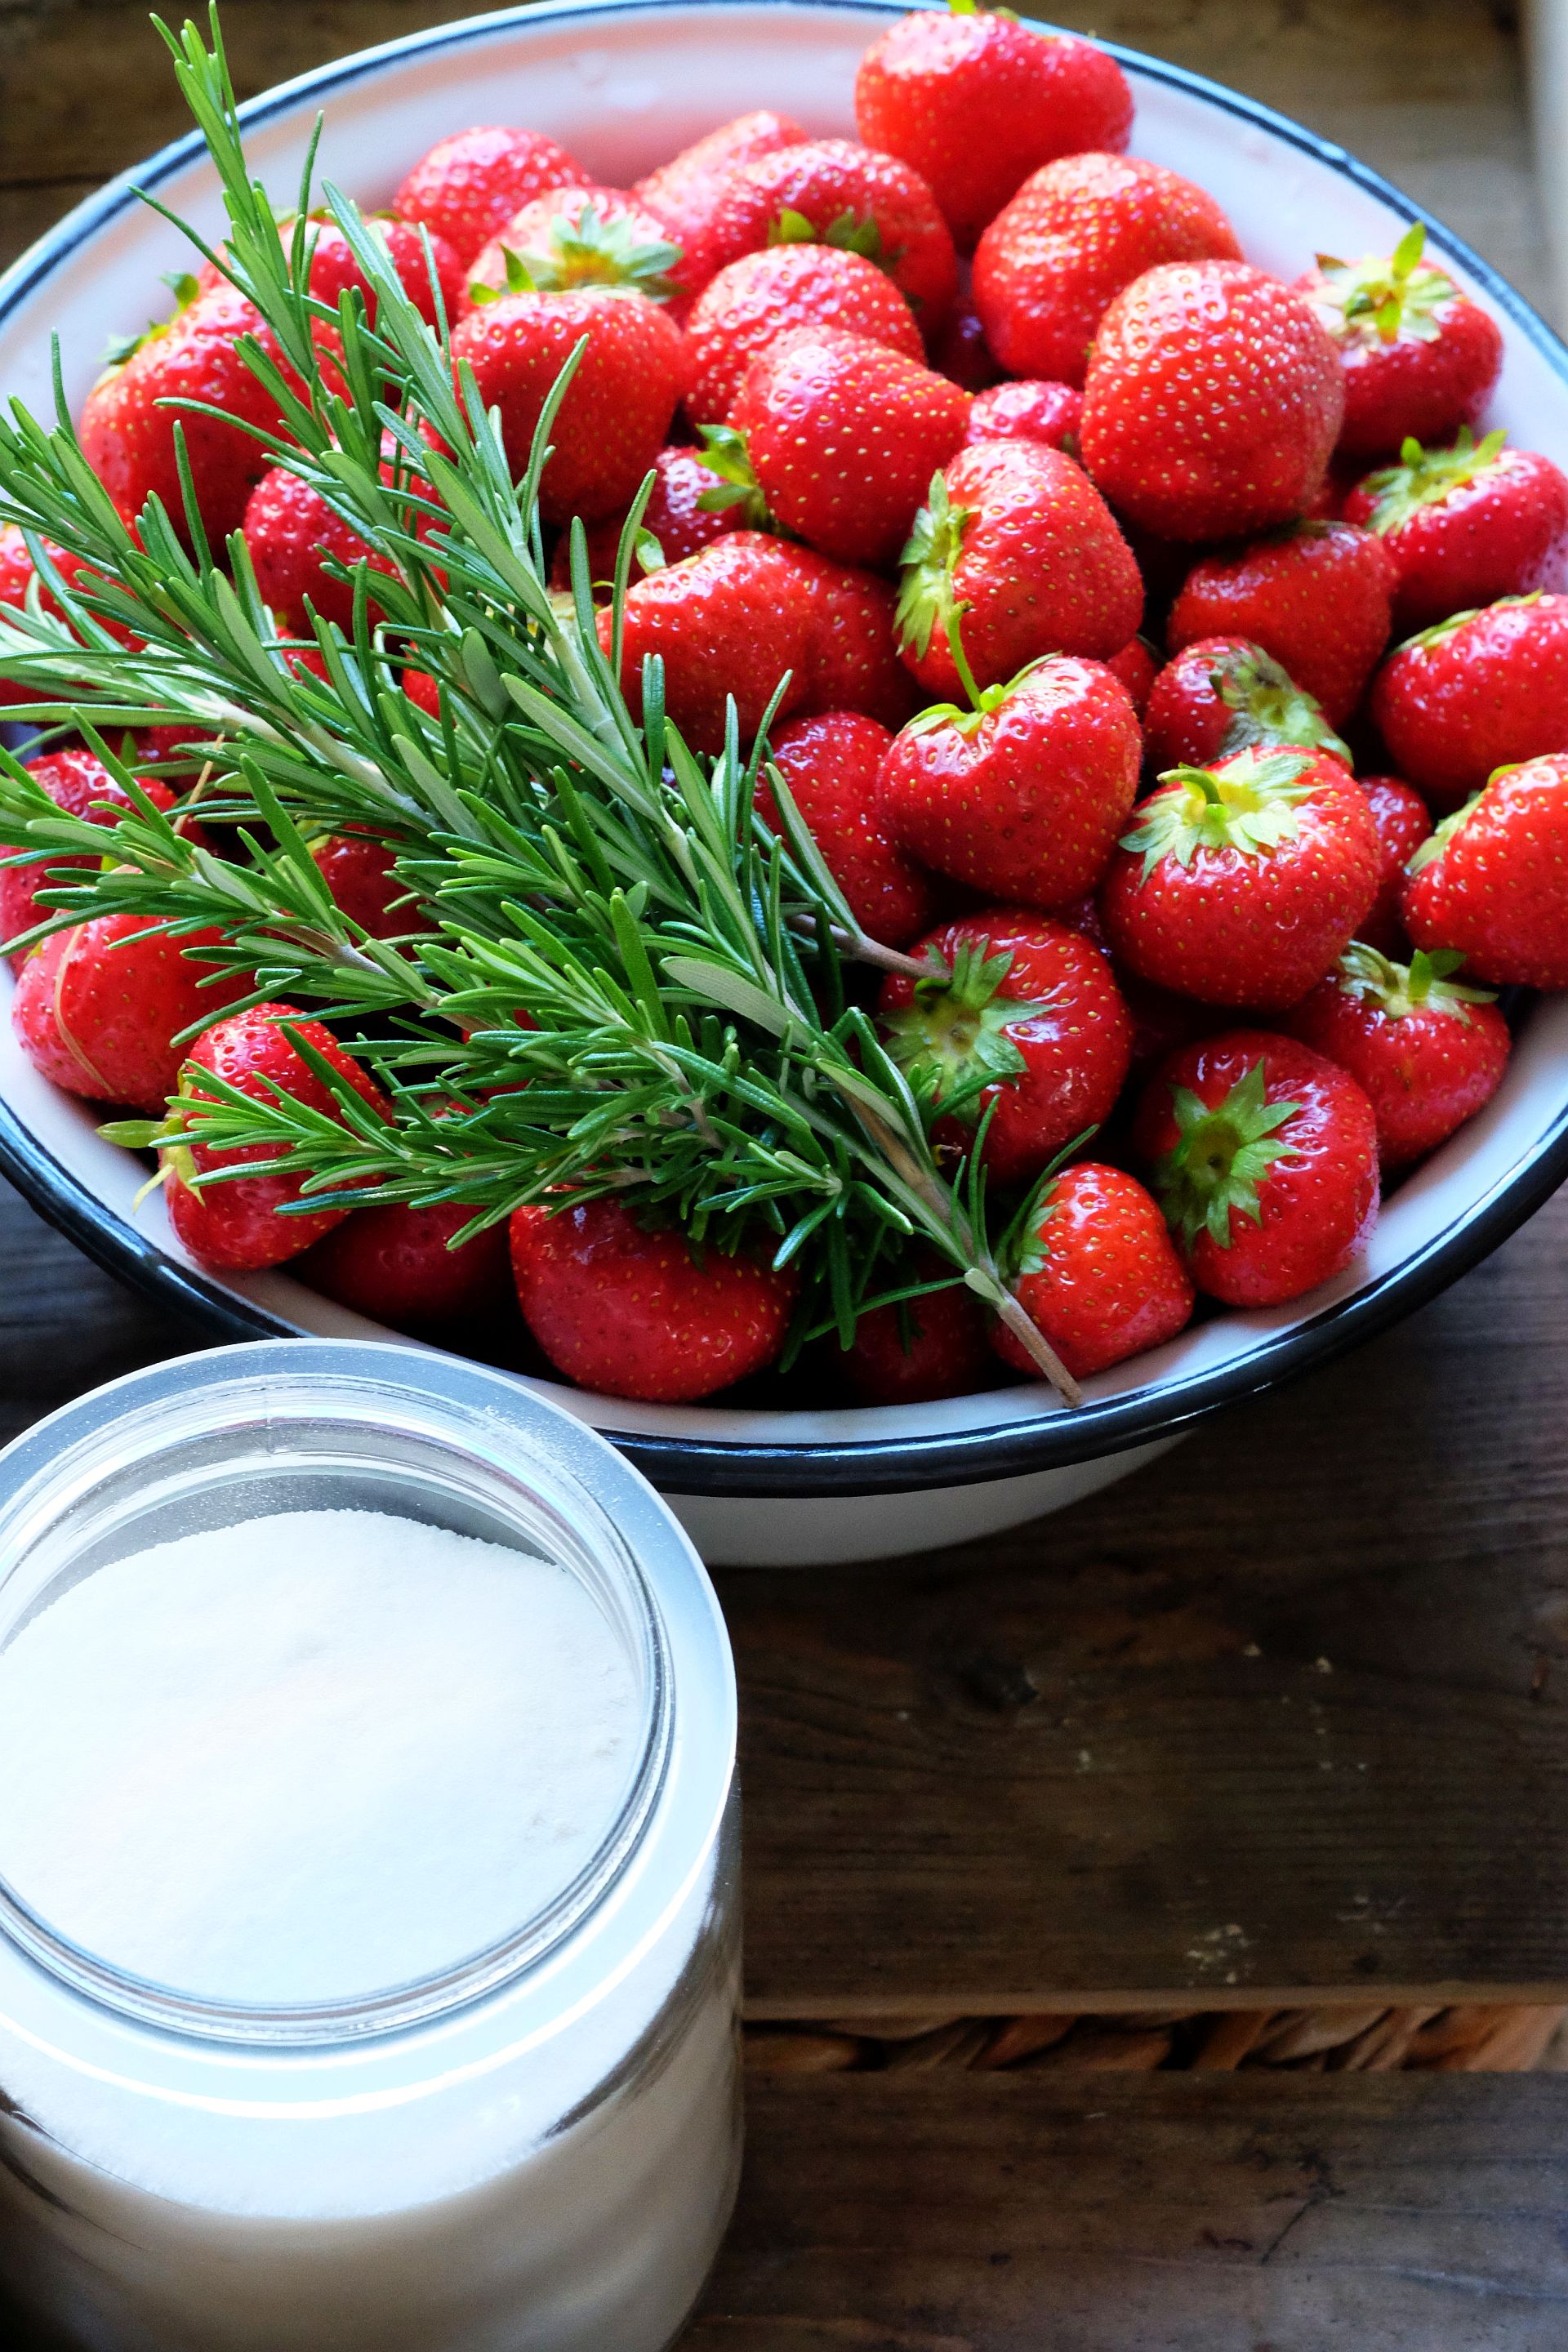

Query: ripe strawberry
[[80, 284, 295, 550], [449, 287, 682, 523], [302, 1200, 510, 1331], [1370, 593, 1568, 807], [1080, 262, 1343, 541], [1296, 223, 1503, 461], [297, 214, 466, 329], [392, 125, 586, 264], [0, 750, 197, 957], [464, 190, 693, 317], [509, 1196, 796, 1401], [1056, 889, 1214, 1076], [162, 1004, 390, 1272], [311, 835, 410, 940], [877, 654, 1141, 906], [681, 243, 921, 429], [1106, 635, 1158, 717], [1357, 773, 1432, 952], [0, 529, 136, 703], [973, 153, 1241, 385], [633, 109, 808, 289], [879, 911, 1133, 1187], [775, 544, 919, 730], [896, 439, 1143, 697], [242, 466, 399, 635], [929, 299, 1001, 391], [854, 12, 1133, 252], [1100, 746, 1381, 1009], [962, 377, 1082, 452], [547, 443, 743, 592], [1282, 942, 1509, 1165], [402, 666, 443, 719], [699, 138, 959, 331], [11, 915, 240, 1113], [838, 1258, 991, 1403], [599, 531, 816, 753], [760, 711, 938, 946], [1401, 754, 1568, 988], [991, 1161, 1194, 1379], [1167, 520, 1392, 726], [1342, 430, 1568, 631], [1143, 636, 1351, 773], [728, 327, 970, 568], [1133, 1031, 1380, 1304]]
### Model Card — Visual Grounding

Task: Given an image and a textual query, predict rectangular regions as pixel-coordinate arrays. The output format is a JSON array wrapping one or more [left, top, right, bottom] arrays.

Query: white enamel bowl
[[2, 0, 1566, 1566]]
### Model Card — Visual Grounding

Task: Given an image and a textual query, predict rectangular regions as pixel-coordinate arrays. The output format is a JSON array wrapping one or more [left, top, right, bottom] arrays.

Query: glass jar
[[0, 1340, 740, 2352]]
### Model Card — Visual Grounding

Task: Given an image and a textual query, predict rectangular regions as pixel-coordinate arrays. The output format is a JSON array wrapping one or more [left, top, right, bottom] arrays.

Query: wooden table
[[3, 2, 1566, 2344]]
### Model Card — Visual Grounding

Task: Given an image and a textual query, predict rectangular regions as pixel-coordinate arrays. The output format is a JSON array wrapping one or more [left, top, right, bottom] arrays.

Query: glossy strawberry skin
[[296, 216, 466, 330], [547, 443, 742, 593], [878, 656, 1142, 908], [1358, 774, 1432, 953], [760, 711, 938, 947], [681, 243, 922, 429], [991, 1161, 1194, 1380], [779, 546, 920, 730], [878, 910, 1134, 1187], [80, 287, 293, 551], [301, 1200, 511, 1331], [1283, 961, 1511, 1165], [1401, 754, 1568, 988], [311, 835, 409, 940], [973, 154, 1241, 386], [243, 466, 399, 635], [509, 1196, 796, 1401], [599, 531, 816, 754], [962, 378, 1082, 452], [1168, 522, 1392, 726], [854, 16, 1133, 252], [700, 138, 959, 332], [0, 751, 189, 958], [1080, 262, 1344, 541], [166, 1004, 390, 1272], [1343, 444, 1568, 631], [730, 327, 970, 568], [901, 440, 1143, 697], [12, 915, 240, 1113], [839, 1268, 991, 1404], [1105, 635, 1158, 719], [391, 125, 586, 265], [1132, 1029, 1380, 1305], [1295, 261, 1503, 461], [1370, 594, 1568, 808], [1143, 636, 1348, 774], [633, 110, 808, 290], [1100, 749, 1381, 1009]]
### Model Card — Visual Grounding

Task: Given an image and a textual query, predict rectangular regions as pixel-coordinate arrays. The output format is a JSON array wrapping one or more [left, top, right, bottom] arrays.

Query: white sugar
[[0, 1508, 639, 2005]]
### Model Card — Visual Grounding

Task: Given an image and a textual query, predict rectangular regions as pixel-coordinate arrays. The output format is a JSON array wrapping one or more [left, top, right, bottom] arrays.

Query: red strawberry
[[0, 750, 195, 957], [1370, 593, 1568, 808], [633, 110, 808, 287], [1106, 635, 1158, 717], [838, 1259, 991, 1403], [1100, 746, 1381, 1009], [728, 327, 970, 568], [929, 299, 1001, 392], [242, 466, 399, 635], [80, 285, 296, 550], [1167, 520, 1392, 726], [402, 666, 443, 719], [879, 911, 1133, 1187], [760, 711, 938, 947], [509, 1196, 796, 1401], [1401, 754, 1568, 988], [302, 1200, 510, 1331], [464, 190, 693, 316], [299, 215, 466, 329], [599, 531, 816, 754], [1295, 223, 1503, 461], [1056, 889, 1214, 1076], [311, 835, 410, 940], [547, 443, 743, 592], [0, 529, 132, 702], [1080, 262, 1343, 541], [1282, 942, 1509, 1165], [896, 439, 1143, 697], [1357, 773, 1432, 952], [1342, 430, 1568, 631], [163, 1003, 390, 1272], [877, 654, 1141, 906], [774, 545, 919, 730], [1133, 1030, 1379, 1304], [854, 13, 1133, 252], [699, 138, 959, 331], [449, 287, 682, 523], [680, 243, 921, 429], [991, 1161, 1194, 1379], [962, 377, 1082, 452], [973, 153, 1241, 386], [11, 915, 240, 1113], [392, 125, 586, 264], [1143, 636, 1351, 773]]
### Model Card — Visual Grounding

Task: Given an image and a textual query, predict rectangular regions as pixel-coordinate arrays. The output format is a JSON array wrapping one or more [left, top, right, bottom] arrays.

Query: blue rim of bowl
[[2, 0, 1566, 1499]]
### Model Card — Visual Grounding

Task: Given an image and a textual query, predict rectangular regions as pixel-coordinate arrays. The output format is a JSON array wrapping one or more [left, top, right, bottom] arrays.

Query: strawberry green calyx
[[467, 201, 684, 305], [881, 938, 1046, 1127], [1361, 427, 1510, 535], [767, 206, 889, 269], [1209, 645, 1351, 765], [100, 271, 204, 369], [1334, 939, 1494, 1022], [1312, 221, 1456, 349], [693, 423, 776, 529], [1122, 748, 1316, 883], [1152, 1059, 1301, 1252], [896, 471, 977, 663]]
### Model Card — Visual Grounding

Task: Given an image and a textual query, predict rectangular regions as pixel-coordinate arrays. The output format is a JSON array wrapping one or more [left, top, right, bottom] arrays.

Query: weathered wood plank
[[684, 2070, 1568, 2349]]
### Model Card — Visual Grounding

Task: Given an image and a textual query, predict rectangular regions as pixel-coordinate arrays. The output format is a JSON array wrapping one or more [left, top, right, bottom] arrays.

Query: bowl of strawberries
[[0, 0, 1566, 1568]]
